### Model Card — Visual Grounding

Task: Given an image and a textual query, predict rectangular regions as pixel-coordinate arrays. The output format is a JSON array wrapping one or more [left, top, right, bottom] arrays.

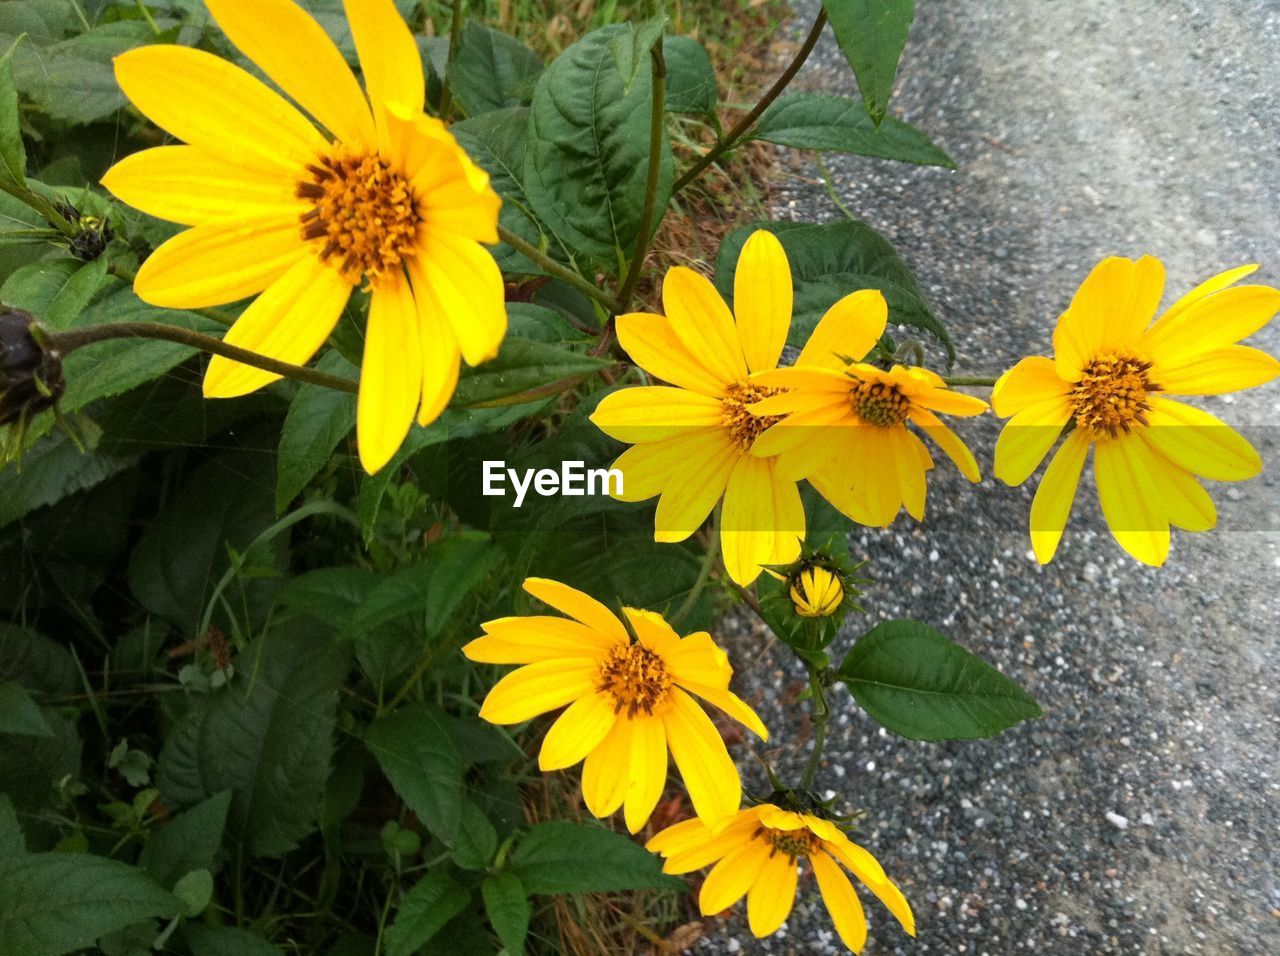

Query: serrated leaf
[[509, 821, 680, 895], [155, 631, 349, 857], [185, 925, 284, 956], [608, 14, 666, 92], [0, 35, 26, 188], [138, 790, 231, 890], [0, 853, 179, 956], [751, 92, 953, 168], [0, 429, 136, 528], [448, 21, 543, 116], [524, 24, 673, 268], [0, 624, 76, 696], [449, 802, 498, 871], [663, 36, 716, 116], [275, 352, 358, 512], [482, 872, 530, 954], [0, 682, 53, 737], [453, 337, 607, 408], [384, 870, 471, 956], [365, 706, 465, 845], [822, 0, 915, 125], [836, 619, 1042, 740]]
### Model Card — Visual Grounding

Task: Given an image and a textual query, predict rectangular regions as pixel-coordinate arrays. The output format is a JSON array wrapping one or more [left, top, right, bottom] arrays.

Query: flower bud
[[53, 201, 113, 262], [789, 566, 844, 618], [0, 308, 64, 426]]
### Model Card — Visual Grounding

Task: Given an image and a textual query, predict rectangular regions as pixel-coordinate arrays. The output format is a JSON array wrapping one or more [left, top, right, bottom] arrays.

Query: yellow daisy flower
[[462, 577, 767, 832], [647, 803, 915, 953], [101, 0, 505, 473], [589, 231, 806, 586], [747, 292, 988, 526], [992, 256, 1280, 566], [789, 566, 844, 618]]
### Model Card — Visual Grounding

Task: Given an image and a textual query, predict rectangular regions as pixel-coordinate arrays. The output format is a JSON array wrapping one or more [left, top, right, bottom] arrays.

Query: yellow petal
[[1155, 345, 1280, 396], [858, 429, 903, 526], [662, 688, 742, 829], [1155, 263, 1258, 327], [1053, 256, 1165, 380], [522, 578, 629, 643], [797, 289, 888, 369], [113, 45, 325, 174], [909, 408, 981, 482], [135, 216, 312, 309], [663, 267, 747, 385], [416, 140, 503, 245], [1029, 429, 1090, 564], [733, 230, 792, 373], [993, 397, 1073, 486], [653, 811, 762, 873], [1142, 397, 1262, 481], [751, 366, 853, 399], [911, 386, 989, 417], [203, 255, 351, 397], [622, 607, 683, 658], [810, 850, 868, 953], [623, 715, 668, 833], [818, 832, 887, 887], [747, 850, 798, 937], [721, 455, 803, 586], [205, 0, 376, 148], [616, 312, 730, 397], [101, 146, 300, 227], [1137, 447, 1217, 533], [811, 466, 878, 527], [991, 355, 1071, 418], [608, 430, 724, 502], [357, 277, 423, 474], [581, 717, 630, 818], [1094, 438, 1170, 566], [698, 840, 771, 916], [646, 814, 712, 858], [754, 409, 849, 473], [590, 387, 726, 443], [1142, 284, 1280, 367], [538, 692, 617, 771], [408, 259, 461, 426], [464, 616, 616, 664], [412, 236, 506, 366], [344, 0, 424, 142], [477, 658, 600, 724], [652, 435, 739, 543], [681, 683, 768, 740]]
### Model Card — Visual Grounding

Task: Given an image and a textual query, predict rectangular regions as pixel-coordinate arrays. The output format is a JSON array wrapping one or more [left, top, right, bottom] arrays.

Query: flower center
[[851, 379, 909, 427], [597, 644, 672, 718], [297, 152, 421, 282], [721, 380, 784, 450], [1070, 354, 1160, 438], [757, 825, 821, 860]]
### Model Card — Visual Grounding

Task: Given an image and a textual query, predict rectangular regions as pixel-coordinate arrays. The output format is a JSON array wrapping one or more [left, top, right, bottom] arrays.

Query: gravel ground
[[699, 1, 1280, 954]]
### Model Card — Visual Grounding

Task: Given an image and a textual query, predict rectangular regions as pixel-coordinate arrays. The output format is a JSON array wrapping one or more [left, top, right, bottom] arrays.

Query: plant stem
[[46, 322, 359, 394], [942, 375, 998, 388], [497, 224, 622, 313], [0, 179, 79, 241], [672, 519, 719, 625], [801, 662, 830, 790], [672, 10, 828, 194], [614, 44, 667, 314], [438, 0, 467, 118]]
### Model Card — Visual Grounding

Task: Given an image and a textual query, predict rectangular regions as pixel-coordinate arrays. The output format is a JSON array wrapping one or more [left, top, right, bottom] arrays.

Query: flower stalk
[[801, 662, 831, 790], [438, 0, 467, 118], [615, 44, 668, 314], [497, 225, 623, 314]]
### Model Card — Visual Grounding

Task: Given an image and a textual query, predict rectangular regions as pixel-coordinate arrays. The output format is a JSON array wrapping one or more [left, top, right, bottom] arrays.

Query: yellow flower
[[647, 804, 915, 953], [992, 256, 1280, 566], [747, 293, 988, 526], [463, 577, 767, 832], [101, 0, 505, 474], [790, 566, 844, 618], [589, 231, 806, 586]]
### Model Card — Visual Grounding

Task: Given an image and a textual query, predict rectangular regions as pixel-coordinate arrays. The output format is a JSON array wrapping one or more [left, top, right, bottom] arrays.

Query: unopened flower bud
[[53, 201, 113, 262], [0, 308, 64, 426], [789, 566, 844, 618]]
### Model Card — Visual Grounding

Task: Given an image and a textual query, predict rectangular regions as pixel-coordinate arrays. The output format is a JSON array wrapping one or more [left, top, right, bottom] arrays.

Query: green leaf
[[751, 92, 952, 168], [449, 802, 498, 871], [509, 821, 679, 895], [171, 868, 213, 918], [0, 35, 27, 189], [0, 681, 52, 737], [608, 14, 666, 92], [447, 22, 542, 116], [364, 705, 465, 845], [836, 619, 1042, 740], [482, 872, 530, 954], [185, 925, 284, 956], [714, 219, 953, 362], [155, 631, 349, 857], [0, 623, 78, 695], [453, 337, 608, 408], [821, 0, 915, 125], [662, 36, 716, 116], [0, 795, 23, 856], [138, 790, 231, 890], [0, 853, 178, 956], [523, 24, 674, 268], [0, 708, 80, 815], [384, 870, 472, 956], [275, 352, 358, 512], [0, 429, 137, 528]]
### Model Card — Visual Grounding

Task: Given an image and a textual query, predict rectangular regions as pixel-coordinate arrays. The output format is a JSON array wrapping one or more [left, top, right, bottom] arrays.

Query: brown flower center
[[851, 379, 909, 427], [756, 825, 821, 860], [598, 644, 672, 718], [297, 152, 421, 282], [1070, 354, 1160, 438], [722, 380, 784, 450]]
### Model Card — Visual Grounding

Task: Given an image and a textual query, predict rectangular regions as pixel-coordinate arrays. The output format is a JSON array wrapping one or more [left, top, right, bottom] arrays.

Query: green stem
[[942, 375, 998, 388], [498, 224, 622, 313], [801, 663, 830, 790], [614, 45, 667, 313], [672, 10, 828, 194], [438, 0, 467, 118], [672, 519, 719, 625], [0, 179, 78, 241], [45, 322, 359, 394], [134, 0, 160, 34]]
